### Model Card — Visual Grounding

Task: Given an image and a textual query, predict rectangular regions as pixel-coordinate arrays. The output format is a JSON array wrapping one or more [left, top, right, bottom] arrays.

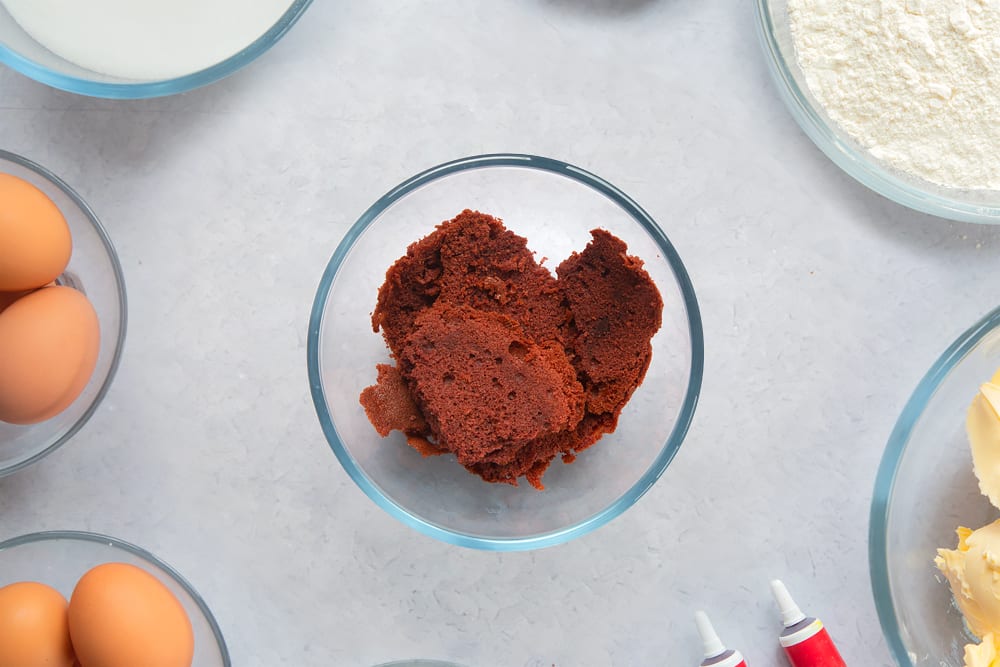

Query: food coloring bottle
[[695, 610, 748, 667], [769, 580, 847, 667]]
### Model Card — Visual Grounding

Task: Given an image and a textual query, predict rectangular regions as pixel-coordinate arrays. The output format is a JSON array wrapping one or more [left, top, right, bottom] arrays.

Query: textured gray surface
[[1, 1, 999, 665]]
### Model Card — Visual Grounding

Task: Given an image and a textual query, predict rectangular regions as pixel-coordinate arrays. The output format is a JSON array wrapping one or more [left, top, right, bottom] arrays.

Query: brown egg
[[0, 285, 100, 425], [69, 563, 194, 667], [0, 173, 72, 291], [0, 581, 75, 667]]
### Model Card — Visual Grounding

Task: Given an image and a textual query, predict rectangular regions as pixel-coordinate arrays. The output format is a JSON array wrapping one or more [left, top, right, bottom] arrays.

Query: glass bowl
[[0, 0, 312, 99], [755, 0, 1000, 224], [0, 150, 126, 477], [871, 306, 1000, 665], [308, 153, 704, 551], [0, 531, 230, 666]]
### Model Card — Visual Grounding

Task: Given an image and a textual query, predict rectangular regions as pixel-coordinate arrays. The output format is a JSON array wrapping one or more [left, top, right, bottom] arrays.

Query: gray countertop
[[2, 1, 999, 665]]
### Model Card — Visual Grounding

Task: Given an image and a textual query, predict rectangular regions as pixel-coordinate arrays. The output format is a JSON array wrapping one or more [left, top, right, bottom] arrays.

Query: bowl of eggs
[[0, 149, 126, 477], [0, 530, 230, 666], [0, 0, 313, 98]]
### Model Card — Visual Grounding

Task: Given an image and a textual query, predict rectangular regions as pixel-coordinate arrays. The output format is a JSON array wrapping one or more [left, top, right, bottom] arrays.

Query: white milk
[[1, 0, 295, 80]]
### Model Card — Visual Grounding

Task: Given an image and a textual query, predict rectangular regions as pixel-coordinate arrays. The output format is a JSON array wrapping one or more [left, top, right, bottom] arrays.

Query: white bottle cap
[[770, 579, 807, 626], [694, 610, 725, 659]]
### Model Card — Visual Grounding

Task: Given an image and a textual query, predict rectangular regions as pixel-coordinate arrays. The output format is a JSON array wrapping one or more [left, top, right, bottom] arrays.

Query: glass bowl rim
[[869, 304, 1000, 666], [307, 152, 705, 551], [0, 0, 313, 99], [754, 0, 1000, 225], [0, 148, 128, 478], [0, 529, 231, 665]]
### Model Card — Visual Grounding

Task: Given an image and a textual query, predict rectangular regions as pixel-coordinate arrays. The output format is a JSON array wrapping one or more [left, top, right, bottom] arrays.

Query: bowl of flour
[[756, 0, 1000, 223], [0, 0, 312, 98]]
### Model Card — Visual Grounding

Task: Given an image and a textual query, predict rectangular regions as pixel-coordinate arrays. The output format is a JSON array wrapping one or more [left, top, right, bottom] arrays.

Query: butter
[[965, 633, 1000, 667], [936, 521, 1000, 639], [968, 373, 1000, 509], [937, 370, 1000, 661]]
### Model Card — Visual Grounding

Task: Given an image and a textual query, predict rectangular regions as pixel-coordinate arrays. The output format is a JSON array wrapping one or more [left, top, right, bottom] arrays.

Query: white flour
[[788, 0, 1000, 190], [1, 0, 294, 80]]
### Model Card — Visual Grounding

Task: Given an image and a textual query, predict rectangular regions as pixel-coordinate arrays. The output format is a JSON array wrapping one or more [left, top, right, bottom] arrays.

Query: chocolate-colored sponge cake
[[360, 210, 662, 489], [558, 229, 663, 415], [371, 209, 566, 356], [397, 304, 585, 468]]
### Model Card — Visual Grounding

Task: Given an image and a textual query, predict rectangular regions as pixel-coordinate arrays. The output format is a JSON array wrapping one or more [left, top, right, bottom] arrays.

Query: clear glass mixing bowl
[[871, 306, 1000, 665], [0, 531, 230, 666], [0, 150, 127, 477], [0, 0, 312, 98], [755, 0, 1000, 224], [308, 154, 704, 551], [373, 662, 467, 667]]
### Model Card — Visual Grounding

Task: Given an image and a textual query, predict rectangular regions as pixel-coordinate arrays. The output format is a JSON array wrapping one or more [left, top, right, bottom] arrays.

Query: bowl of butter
[[872, 305, 1000, 666]]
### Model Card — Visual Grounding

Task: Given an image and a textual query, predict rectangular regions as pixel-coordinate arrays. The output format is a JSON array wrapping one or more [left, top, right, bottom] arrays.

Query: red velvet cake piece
[[371, 210, 566, 356], [557, 229, 663, 415], [397, 303, 583, 468]]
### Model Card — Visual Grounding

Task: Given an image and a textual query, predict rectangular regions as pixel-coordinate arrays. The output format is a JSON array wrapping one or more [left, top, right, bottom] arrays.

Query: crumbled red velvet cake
[[360, 210, 662, 489]]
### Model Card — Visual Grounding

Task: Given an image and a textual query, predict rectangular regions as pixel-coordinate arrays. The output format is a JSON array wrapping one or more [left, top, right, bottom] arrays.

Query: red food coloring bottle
[[770, 580, 847, 667]]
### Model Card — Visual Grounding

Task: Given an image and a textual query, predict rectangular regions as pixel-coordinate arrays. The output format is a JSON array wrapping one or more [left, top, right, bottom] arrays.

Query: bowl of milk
[[0, 0, 312, 98]]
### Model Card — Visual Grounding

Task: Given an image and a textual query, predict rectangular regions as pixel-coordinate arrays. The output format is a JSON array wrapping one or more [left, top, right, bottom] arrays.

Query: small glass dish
[[0, 150, 126, 477], [308, 153, 704, 551], [755, 0, 1000, 224], [871, 306, 1000, 665], [0, 0, 312, 99], [0, 530, 230, 666]]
